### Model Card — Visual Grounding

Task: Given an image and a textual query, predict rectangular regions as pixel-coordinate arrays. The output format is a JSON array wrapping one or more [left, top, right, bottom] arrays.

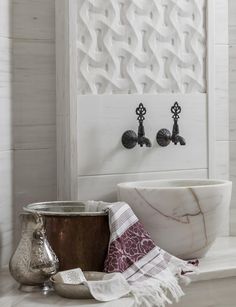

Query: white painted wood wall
[[12, 0, 57, 246], [0, 0, 57, 267], [0, 0, 13, 267], [229, 0, 236, 234], [0, 0, 229, 268], [56, 0, 230, 239]]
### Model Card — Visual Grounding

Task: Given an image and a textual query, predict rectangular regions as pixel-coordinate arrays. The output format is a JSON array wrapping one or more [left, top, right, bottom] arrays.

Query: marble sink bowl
[[117, 179, 232, 259]]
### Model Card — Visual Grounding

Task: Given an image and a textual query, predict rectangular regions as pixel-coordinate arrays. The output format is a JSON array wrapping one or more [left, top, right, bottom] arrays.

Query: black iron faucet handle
[[156, 101, 185, 147], [122, 102, 151, 149], [136, 103, 146, 122], [171, 102, 181, 120]]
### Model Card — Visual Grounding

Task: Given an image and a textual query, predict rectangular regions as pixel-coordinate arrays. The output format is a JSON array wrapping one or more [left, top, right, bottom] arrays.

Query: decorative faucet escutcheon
[[156, 102, 186, 147], [122, 103, 152, 149]]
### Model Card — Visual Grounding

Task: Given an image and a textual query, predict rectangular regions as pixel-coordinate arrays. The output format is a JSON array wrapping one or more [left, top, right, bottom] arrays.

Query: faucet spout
[[172, 135, 186, 146], [138, 136, 152, 147], [137, 122, 152, 147]]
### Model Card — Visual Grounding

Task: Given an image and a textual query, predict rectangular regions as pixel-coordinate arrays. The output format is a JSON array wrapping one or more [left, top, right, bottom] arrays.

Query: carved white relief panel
[[77, 0, 206, 94]]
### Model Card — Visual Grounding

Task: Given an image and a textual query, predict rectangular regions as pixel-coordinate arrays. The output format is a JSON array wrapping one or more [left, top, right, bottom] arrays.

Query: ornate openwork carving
[[77, 0, 206, 94]]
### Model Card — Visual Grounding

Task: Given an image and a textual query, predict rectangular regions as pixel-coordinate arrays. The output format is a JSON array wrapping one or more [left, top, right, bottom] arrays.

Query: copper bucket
[[23, 201, 110, 271]]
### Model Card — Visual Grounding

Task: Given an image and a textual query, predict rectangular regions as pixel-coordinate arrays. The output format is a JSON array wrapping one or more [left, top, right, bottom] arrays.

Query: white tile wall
[[0, 1, 12, 267]]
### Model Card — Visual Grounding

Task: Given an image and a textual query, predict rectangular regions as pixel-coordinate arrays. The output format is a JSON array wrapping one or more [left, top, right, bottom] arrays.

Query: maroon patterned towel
[[87, 201, 197, 306]]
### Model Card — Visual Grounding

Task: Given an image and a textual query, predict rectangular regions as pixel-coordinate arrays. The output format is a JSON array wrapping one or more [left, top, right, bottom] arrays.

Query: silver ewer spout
[[9, 212, 59, 291]]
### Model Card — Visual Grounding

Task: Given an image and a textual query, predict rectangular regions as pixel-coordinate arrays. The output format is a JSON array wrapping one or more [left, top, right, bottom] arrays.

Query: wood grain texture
[[57, 1, 229, 234], [215, 45, 229, 141], [215, 141, 230, 235], [13, 149, 56, 244], [230, 207, 236, 235], [229, 45, 236, 141], [13, 40, 56, 126], [12, 0, 57, 251], [229, 0, 236, 44], [215, 141, 229, 180], [0, 0, 12, 38], [207, 0, 216, 179], [13, 0, 55, 40], [0, 37, 12, 151], [77, 169, 208, 202], [229, 141, 236, 212], [0, 151, 13, 267], [215, 0, 228, 45], [56, 0, 78, 200], [229, 1, 236, 233], [0, 0, 12, 267], [77, 94, 207, 176], [14, 124, 56, 150]]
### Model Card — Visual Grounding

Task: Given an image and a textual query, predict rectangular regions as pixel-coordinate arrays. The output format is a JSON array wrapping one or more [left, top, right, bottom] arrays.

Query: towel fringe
[[130, 261, 197, 307]]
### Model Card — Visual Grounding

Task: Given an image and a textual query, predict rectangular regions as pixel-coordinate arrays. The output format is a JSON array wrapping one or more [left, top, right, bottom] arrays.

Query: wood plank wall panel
[[9, 0, 230, 254], [77, 169, 208, 203], [74, 1, 229, 235], [0, 0, 11, 38], [12, 0, 57, 244], [214, 0, 229, 235], [77, 95, 208, 176], [229, 0, 236, 235], [0, 1, 13, 267]]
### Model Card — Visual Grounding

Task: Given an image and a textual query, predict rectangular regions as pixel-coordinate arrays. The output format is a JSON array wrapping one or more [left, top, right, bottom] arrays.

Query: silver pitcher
[[9, 212, 59, 292]]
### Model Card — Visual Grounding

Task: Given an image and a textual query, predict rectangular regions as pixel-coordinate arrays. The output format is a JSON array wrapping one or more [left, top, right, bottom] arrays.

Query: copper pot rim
[[23, 201, 108, 217]]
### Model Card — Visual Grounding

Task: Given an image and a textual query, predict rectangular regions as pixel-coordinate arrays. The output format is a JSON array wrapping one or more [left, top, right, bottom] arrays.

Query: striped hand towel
[[87, 201, 198, 306]]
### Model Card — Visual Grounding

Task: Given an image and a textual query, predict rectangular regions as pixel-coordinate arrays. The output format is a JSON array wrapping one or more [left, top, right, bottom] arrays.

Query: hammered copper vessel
[[24, 202, 110, 271]]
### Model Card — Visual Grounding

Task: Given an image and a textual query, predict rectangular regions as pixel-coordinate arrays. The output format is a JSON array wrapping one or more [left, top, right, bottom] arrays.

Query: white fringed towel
[[93, 201, 198, 306]]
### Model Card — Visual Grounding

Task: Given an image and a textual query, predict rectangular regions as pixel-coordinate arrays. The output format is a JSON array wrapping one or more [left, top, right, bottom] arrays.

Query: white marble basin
[[117, 179, 232, 259]]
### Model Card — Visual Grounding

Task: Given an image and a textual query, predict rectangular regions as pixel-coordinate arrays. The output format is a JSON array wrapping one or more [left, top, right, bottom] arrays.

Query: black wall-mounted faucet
[[156, 102, 186, 147], [122, 103, 152, 149]]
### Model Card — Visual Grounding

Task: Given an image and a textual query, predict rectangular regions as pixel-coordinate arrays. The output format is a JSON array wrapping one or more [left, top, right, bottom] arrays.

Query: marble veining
[[134, 187, 212, 257], [118, 179, 232, 259]]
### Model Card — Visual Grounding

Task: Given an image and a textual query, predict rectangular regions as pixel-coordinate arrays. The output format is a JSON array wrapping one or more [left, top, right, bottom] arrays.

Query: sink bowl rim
[[117, 179, 232, 190]]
